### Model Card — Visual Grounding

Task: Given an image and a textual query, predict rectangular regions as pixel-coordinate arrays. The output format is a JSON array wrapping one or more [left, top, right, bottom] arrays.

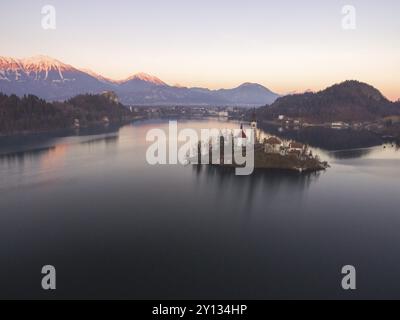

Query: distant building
[[289, 142, 305, 152], [331, 121, 349, 129], [101, 91, 119, 104], [236, 123, 248, 147], [250, 109, 259, 143], [289, 142, 308, 160], [264, 137, 282, 153], [279, 146, 288, 156]]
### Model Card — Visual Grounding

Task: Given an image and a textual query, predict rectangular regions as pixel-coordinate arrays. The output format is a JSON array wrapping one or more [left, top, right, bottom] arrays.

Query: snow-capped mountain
[[119, 72, 166, 86], [117, 72, 167, 94], [0, 55, 280, 106], [1, 55, 82, 82], [0, 55, 111, 100]]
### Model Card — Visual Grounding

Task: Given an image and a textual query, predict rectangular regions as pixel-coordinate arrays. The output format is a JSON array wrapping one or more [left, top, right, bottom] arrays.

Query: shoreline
[[0, 119, 139, 138]]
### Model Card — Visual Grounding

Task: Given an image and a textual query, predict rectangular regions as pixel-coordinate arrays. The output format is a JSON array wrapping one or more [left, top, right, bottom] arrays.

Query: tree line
[[0, 92, 132, 135]]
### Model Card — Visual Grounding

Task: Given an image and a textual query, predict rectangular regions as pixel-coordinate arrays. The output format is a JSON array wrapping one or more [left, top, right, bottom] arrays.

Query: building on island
[[288, 142, 308, 159], [264, 137, 283, 154], [250, 109, 260, 143], [289, 142, 306, 152]]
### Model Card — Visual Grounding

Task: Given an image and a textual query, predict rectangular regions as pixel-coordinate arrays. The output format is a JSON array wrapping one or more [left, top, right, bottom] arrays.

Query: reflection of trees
[[72, 124, 121, 137], [328, 148, 373, 159], [0, 146, 56, 167], [79, 135, 119, 147], [193, 165, 321, 220], [258, 123, 382, 151], [0, 130, 120, 167]]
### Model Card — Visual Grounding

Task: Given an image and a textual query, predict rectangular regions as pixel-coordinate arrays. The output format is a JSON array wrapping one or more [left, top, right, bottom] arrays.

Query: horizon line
[[1, 54, 398, 102]]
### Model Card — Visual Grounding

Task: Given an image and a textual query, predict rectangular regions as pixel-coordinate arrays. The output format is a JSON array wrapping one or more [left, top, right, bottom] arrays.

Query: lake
[[1, 119, 399, 299]]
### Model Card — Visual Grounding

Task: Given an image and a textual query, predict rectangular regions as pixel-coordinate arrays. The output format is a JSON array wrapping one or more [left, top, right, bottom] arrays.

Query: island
[[190, 123, 329, 173]]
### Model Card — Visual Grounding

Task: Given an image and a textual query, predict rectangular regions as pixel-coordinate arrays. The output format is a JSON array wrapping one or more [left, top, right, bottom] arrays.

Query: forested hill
[[257, 81, 400, 123], [0, 92, 132, 135]]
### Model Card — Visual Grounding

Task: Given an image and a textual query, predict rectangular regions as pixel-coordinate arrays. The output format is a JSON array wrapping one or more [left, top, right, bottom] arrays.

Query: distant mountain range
[[257, 80, 400, 123], [0, 55, 280, 107]]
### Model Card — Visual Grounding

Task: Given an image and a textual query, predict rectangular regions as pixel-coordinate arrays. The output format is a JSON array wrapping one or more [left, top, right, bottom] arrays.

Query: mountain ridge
[[0, 55, 280, 107], [257, 80, 400, 123]]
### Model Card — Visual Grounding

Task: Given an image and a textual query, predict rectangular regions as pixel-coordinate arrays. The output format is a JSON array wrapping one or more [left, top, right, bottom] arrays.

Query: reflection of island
[[193, 165, 321, 218], [197, 165, 321, 190]]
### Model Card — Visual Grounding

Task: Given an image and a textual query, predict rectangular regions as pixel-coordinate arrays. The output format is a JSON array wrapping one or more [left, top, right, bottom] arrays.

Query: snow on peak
[[0, 55, 75, 74], [0, 55, 80, 82], [21, 55, 74, 72], [124, 72, 166, 85], [0, 57, 23, 70], [0, 55, 168, 86]]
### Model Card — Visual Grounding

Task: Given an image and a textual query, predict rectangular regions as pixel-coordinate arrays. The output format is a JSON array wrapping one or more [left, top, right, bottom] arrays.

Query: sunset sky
[[1, 0, 399, 100]]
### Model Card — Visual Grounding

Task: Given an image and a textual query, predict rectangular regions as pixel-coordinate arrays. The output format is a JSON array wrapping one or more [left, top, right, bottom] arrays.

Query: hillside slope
[[259, 81, 399, 122]]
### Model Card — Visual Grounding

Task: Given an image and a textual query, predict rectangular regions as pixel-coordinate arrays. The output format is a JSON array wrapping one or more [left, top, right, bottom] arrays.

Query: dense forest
[[0, 92, 133, 135], [255, 81, 400, 123]]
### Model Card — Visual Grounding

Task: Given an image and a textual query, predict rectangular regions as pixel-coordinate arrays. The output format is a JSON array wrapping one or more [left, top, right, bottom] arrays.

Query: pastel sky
[[1, 0, 399, 100]]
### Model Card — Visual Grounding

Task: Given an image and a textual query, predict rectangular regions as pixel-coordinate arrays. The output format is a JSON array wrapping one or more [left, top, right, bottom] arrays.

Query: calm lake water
[[1, 119, 399, 299]]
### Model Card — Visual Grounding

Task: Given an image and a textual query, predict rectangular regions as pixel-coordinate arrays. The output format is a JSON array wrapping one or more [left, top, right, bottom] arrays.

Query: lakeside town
[[129, 104, 400, 142]]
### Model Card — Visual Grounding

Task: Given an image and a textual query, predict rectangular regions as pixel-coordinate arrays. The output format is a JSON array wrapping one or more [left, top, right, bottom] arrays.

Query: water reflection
[[1, 119, 400, 299], [0, 132, 120, 186], [327, 148, 373, 159], [0, 146, 56, 163], [325, 142, 400, 161], [78, 134, 119, 149], [258, 123, 383, 151], [193, 165, 321, 220], [0, 134, 119, 164], [0, 125, 121, 155]]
